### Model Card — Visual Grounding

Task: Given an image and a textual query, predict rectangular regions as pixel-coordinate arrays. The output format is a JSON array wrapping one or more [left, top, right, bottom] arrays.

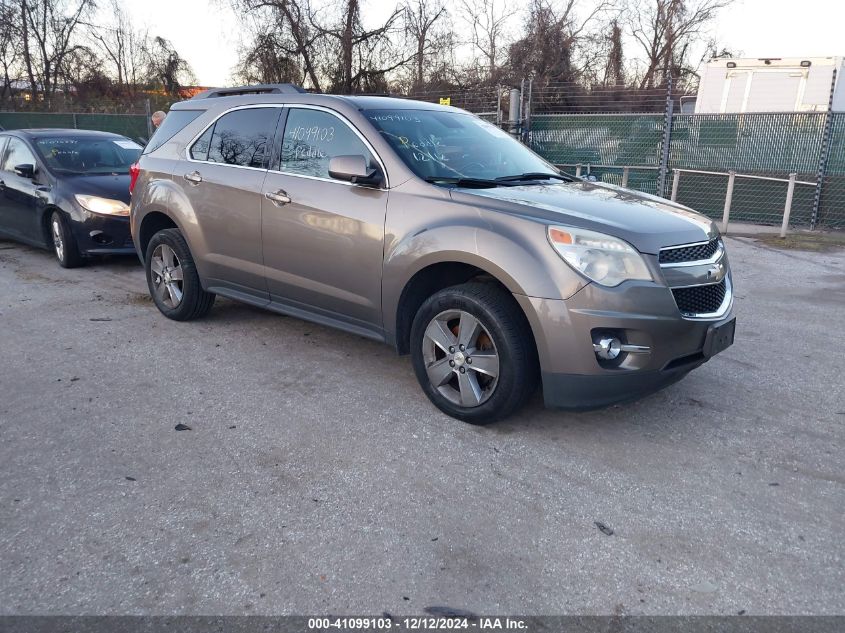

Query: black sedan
[[0, 129, 141, 267]]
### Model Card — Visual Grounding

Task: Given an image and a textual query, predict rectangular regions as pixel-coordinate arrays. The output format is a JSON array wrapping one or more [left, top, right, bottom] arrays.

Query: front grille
[[659, 238, 720, 264], [672, 280, 727, 315]]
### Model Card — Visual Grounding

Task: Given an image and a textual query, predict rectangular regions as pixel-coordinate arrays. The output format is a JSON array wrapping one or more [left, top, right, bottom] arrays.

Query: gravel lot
[[0, 235, 843, 616]]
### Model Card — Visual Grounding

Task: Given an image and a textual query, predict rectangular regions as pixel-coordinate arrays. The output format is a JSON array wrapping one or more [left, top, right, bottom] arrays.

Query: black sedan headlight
[[75, 194, 130, 217]]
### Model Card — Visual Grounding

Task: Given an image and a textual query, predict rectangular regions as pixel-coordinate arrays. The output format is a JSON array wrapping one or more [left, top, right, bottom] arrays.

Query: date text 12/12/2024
[[307, 617, 528, 630]]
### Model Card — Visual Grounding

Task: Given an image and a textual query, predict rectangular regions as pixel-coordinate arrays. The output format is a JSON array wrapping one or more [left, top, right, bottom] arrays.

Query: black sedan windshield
[[364, 109, 559, 182], [34, 136, 142, 175]]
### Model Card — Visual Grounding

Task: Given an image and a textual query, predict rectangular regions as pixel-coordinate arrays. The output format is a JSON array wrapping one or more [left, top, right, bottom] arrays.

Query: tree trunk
[[341, 0, 358, 93], [21, 0, 37, 97], [278, 0, 321, 92], [416, 36, 424, 89]]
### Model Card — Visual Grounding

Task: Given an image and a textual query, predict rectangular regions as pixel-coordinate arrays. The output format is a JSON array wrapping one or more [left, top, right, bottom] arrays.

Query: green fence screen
[[818, 113, 845, 228], [2, 108, 845, 228], [528, 111, 845, 228], [0, 112, 149, 143]]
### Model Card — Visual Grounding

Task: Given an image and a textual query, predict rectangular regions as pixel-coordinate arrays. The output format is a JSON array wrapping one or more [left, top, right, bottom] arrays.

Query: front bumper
[[70, 213, 134, 255], [515, 278, 735, 410]]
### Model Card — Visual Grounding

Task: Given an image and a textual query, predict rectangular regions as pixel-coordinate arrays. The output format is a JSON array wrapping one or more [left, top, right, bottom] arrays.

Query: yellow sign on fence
[[439, 97, 451, 106]]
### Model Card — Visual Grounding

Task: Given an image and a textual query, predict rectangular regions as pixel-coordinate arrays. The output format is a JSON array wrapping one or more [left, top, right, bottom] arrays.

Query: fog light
[[90, 230, 114, 245], [592, 333, 652, 360], [593, 336, 622, 360]]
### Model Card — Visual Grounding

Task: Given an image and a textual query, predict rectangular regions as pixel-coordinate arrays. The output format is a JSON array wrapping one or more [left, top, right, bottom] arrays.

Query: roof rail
[[191, 84, 307, 99]]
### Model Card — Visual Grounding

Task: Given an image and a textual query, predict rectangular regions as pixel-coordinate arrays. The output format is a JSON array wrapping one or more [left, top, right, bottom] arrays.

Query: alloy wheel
[[421, 309, 500, 408], [51, 217, 64, 262], [150, 244, 184, 309]]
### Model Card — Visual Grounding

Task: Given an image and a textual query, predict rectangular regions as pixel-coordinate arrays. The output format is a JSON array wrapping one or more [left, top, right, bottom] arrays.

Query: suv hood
[[452, 181, 718, 254]]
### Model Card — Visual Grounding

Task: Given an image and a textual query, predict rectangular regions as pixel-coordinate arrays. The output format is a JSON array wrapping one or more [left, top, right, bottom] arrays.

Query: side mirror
[[14, 164, 35, 179], [328, 155, 382, 187]]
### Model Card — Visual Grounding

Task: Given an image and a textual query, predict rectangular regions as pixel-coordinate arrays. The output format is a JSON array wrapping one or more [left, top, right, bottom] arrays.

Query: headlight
[[547, 226, 652, 287], [75, 194, 130, 216]]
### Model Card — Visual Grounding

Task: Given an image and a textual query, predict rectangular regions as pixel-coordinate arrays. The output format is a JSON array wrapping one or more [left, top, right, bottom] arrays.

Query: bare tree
[[311, 0, 413, 94], [458, 0, 511, 81], [234, 29, 303, 85], [231, 0, 324, 91], [19, 0, 96, 99], [402, 0, 448, 91], [89, 0, 146, 93], [144, 36, 195, 95], [234, 0, 414, 94], [0, 0, 20, 98], [602, 18, 624, 85], [509, 0, 617, 93], [58, 43, 108, 95], [629, 0, 732, 89]]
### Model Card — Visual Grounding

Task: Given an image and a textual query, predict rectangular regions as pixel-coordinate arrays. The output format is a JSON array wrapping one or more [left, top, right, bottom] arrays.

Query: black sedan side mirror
[[14, 164, 35, 179], [328, 155, 382, 187]]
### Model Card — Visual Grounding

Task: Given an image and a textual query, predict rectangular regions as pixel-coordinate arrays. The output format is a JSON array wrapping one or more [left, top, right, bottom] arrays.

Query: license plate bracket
[[703, 317, 736, 358]]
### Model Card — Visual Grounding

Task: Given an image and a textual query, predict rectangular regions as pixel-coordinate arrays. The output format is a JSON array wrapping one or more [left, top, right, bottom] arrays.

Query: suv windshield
[[34, 136, 142, 175], [364, 109, 560, 182]]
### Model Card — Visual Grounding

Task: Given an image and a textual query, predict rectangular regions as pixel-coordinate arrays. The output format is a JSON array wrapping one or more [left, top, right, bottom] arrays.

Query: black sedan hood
[[452, 180, 718, 255], [64, 173, 131, 204]]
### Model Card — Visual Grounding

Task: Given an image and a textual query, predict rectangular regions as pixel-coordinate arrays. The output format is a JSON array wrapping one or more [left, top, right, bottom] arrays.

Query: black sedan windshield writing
[[34, 137, 142, 175], [364, 109, 558, 182]]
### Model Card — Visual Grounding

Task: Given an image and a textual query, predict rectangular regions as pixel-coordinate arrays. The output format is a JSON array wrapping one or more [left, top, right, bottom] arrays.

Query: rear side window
[[202, 108, 280, 168], [143, 110, 203, 155], [190, 126, 214, 161]]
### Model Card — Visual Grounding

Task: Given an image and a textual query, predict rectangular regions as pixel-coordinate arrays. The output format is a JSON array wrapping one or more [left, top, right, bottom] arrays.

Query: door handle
[[264, 189, 291, 205], [183, 171, 202, 184]]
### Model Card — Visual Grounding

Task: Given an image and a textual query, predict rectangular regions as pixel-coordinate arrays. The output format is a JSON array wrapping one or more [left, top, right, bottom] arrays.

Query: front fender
[[382, 208, 586, 342]]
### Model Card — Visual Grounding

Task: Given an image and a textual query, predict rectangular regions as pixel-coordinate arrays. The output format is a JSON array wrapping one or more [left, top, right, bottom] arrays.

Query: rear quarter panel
[[130, 107, 215, 263]]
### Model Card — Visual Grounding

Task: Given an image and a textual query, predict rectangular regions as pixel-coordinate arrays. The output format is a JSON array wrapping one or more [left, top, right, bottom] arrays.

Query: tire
[[145, 228, 214, 321], [50, 210, 83, 268], [410, 282, 538, 424]]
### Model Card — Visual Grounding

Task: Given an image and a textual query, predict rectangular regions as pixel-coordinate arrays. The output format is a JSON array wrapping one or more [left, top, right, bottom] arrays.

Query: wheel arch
[[137, 211, 179, 262], [132, 177, 198, 263], [384, 222, 581, 357], [39, 205, 66, 248], [392, 258, 539, 360]]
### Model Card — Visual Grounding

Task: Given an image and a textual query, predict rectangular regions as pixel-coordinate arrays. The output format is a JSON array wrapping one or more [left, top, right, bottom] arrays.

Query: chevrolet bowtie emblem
[[707, 263, 724, 280]]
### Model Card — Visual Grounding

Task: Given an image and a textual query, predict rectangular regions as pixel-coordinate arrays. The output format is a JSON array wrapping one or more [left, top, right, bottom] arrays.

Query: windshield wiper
[[495, 172, 574, 183], [424, 176, 505, 188]]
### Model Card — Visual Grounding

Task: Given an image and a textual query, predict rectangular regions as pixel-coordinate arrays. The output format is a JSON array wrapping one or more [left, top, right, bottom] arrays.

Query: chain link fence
[[525, 110, 845, 229], [818, 112, 845, 228], [664, 113, 826, 226], [405, 86, 502, 123], [527, 81, 677, 114], [0, 94, 153, 114], [528, 114, 664, 195], [404, 81, 845, 229], [2, 82, 844, 229]]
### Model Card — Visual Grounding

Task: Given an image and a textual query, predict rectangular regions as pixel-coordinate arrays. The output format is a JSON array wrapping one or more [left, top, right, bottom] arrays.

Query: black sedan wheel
[[50, 210, 82, 268], [145, 228, 214, 321]]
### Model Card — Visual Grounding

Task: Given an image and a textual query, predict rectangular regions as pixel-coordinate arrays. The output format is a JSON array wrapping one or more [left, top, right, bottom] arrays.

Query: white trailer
[[694, 56, 845, 113]]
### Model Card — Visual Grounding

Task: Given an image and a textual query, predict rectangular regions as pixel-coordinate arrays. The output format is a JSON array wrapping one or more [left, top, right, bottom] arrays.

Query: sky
[[122, 0, 845, 87]]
